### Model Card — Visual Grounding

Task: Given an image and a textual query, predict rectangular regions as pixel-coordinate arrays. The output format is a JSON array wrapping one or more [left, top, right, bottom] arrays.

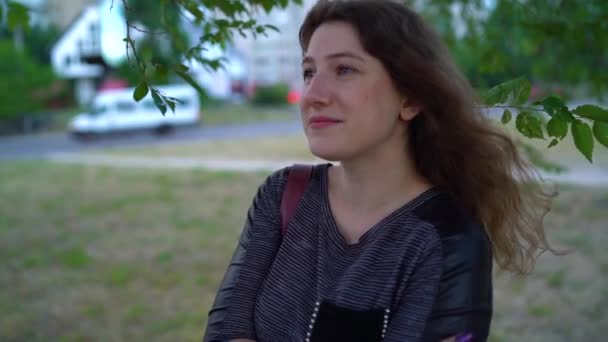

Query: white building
[[49, 5, 105, 106], [232, 0, 316, 92], [48, 0, 317, 104], [180, 0, 317, 98]]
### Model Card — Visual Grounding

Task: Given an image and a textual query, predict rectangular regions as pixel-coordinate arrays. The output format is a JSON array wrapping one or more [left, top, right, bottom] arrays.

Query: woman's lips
[[309, 117, 342, 129]]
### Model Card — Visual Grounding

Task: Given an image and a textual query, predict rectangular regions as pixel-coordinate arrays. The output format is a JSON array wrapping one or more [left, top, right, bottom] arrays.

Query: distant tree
[[0, 39, 56, 120], [0, 24, 61, 65], [23, 24, 62, 64], [418, 0, 608, 97], [416, 0, 608, 163]]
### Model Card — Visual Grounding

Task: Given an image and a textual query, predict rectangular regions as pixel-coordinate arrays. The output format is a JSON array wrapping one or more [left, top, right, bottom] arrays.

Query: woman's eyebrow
[[302, 51, 366, 65]]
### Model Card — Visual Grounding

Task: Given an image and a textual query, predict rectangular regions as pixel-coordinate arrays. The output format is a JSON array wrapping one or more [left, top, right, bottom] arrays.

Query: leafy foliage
[[251, 84, 289, 106], [481, 76, 608, 164], [0, 40, 56, 120]]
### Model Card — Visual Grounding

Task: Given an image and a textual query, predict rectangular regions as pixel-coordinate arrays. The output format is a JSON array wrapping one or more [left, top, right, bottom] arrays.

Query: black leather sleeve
[[203, 214, 253, 342], [421, 230, 493, 342], [414, 193, 493, 342], [203, 169, 287, 342]]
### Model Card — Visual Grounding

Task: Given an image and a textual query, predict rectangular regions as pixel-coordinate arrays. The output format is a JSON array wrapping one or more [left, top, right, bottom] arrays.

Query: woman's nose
[[301, 73, 331, 107]]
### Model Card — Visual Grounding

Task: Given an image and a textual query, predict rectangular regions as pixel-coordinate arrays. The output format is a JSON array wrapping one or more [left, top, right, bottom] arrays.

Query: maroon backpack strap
[[280, 164, 313, 238]]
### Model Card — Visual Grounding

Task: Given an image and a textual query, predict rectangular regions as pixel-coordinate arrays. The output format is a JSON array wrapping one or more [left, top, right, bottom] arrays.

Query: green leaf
[[571, 120, 594, 162], [154, 64, 169, 78], [151, 89, 167, 115], [265, 24, 280, 33], [546, 117, 568, 139], [7, 2, 30, 31], [166, 99, 176, 113], [482, 77, 530, 106], [501, 109, 512, 124], [516, 110, 545, 139], [482, 84, 507, 106], [173, 68, 206, 97], [510, 77, 531, 105], [548, 139, 559, 148], [538, 96, 567, 116], [593, 121, 608, 149], [133, 81, 149, 102], [554, 107, 575, 122], [185, 3, 204, 20], [573, 105, 608, 122], [173, 63, 189, 73]]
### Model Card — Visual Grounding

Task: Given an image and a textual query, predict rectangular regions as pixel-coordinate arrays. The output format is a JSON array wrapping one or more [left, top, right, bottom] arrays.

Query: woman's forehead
[[304, 22, 368, 61]]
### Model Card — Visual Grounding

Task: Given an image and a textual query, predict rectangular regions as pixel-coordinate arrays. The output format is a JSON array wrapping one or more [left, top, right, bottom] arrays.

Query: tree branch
[[128, 24, 168, 36], [481, 104, 545, 113], [122, 0, 145, 75]]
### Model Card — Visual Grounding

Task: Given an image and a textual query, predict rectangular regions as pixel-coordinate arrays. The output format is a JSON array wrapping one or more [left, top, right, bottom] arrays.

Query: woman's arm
[[203, 216, 256, 342], [383, 221, 492, 342], [383, 239, 443, 341], [421, 225, 493, 342], [203, 170, 287, 342]]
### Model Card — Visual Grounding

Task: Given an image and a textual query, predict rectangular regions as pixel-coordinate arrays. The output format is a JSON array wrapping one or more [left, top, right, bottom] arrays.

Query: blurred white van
[[68, 84, 201, 137]]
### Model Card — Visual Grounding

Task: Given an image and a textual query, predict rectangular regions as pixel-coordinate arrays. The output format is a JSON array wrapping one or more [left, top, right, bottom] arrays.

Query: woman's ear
[[399, 98, 422, 121]]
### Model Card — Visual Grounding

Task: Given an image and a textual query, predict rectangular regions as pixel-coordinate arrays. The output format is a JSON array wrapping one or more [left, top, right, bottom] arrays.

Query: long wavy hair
[[299, 0, 558, 274]]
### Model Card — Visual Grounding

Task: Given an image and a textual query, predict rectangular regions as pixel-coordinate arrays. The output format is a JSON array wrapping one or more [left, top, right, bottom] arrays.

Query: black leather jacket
[[203, 192, 492, 342]]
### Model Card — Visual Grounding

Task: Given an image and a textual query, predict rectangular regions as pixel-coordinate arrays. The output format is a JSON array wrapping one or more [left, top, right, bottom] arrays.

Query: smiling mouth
[[309, 118, 342, 129]]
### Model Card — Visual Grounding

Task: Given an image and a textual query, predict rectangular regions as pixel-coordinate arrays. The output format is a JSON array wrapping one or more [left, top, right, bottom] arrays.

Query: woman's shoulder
[[411, 190, 492, 261], [260, 163, 328, 200]]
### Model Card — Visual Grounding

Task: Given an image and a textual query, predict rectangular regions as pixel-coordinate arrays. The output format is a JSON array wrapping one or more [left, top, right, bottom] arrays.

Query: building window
[[256, 55, 271, 64], [116, 102, 136, 112], [90, 23, 99, 49], [77, 39, 84, 54]]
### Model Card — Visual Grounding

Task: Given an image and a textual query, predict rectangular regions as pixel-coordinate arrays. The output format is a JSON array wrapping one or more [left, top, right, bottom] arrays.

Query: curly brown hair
[[299, 0, 559, 274]]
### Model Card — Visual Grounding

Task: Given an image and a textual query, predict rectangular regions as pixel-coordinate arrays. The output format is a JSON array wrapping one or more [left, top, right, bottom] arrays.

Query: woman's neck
[[329, 146, 431, 214]]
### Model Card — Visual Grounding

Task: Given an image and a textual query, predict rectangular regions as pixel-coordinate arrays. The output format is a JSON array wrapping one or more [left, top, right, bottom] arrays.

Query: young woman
[[203, 1, 555, 341]]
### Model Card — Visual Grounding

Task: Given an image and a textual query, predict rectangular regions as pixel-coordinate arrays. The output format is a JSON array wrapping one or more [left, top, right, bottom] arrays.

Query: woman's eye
[[336, 65, 356, 76], [303, 69, 314, 81]]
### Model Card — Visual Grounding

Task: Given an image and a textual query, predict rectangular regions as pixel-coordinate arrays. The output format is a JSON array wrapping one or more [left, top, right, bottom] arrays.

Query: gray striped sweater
[[219, 163, 445, 341]]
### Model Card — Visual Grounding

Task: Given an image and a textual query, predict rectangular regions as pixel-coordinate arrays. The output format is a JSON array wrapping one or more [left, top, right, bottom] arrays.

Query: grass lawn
[[200, 103, 298, 125], [1, 161, 607, 341], [104, 133, 317, 161]]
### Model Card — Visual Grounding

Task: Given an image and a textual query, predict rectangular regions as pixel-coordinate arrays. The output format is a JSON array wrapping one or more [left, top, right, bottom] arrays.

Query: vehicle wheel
[[154, 124, 173, 135], [71, 132, 97, 141]]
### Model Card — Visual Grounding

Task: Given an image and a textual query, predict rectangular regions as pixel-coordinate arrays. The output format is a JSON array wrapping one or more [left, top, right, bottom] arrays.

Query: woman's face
[[300, 21, 416, 162]]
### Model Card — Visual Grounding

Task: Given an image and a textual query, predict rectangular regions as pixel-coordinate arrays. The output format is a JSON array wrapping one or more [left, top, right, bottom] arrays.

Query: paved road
[[0, 120, 302, 160]]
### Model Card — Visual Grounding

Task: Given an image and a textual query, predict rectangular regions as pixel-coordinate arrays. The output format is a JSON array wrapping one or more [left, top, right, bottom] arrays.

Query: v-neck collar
[[319, 163, 440, 252]]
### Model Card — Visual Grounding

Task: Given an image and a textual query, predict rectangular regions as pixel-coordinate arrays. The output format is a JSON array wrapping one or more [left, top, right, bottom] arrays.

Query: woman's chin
[[308, 146, 344, 162]]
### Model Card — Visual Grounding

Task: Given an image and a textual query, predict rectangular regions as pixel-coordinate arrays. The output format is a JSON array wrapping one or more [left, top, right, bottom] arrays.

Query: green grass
[[0, 161, 266, 341], [528, 304, 554, 318], [0, 161, 606, 341], [104, 133, 318, 161], [546, 270, 565, 289], [200, 103, 298, 125]]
